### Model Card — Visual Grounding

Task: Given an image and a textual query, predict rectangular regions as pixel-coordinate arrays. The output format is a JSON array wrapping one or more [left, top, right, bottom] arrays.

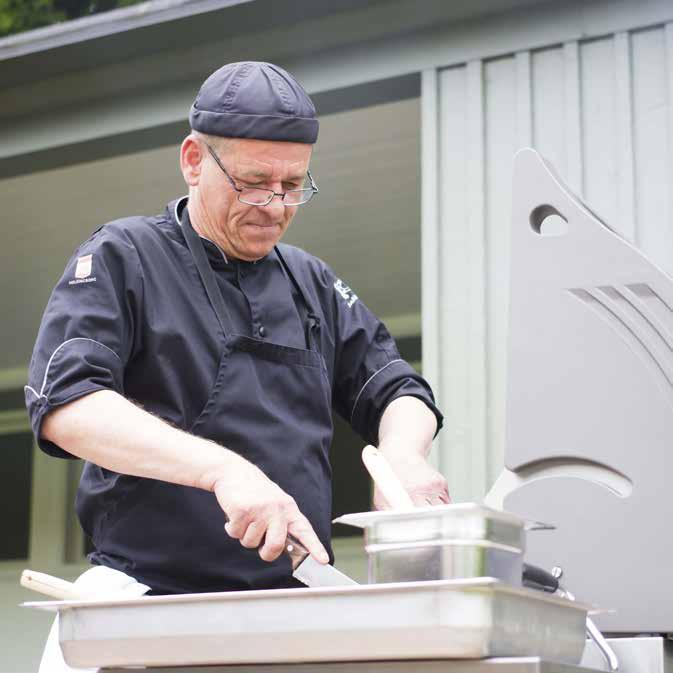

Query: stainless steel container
[[334, 503, 532, 585], [23, 579, 591, 668]]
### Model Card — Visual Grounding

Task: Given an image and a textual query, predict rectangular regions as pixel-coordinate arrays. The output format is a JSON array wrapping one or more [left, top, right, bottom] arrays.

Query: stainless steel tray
[[23, 578, 591, 669]]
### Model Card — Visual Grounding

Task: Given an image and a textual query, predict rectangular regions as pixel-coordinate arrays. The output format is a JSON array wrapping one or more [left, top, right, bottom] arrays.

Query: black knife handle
[[522, 563, 559, 593]]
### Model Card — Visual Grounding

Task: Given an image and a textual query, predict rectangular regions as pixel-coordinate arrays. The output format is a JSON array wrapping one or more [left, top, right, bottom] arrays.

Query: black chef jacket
[[25, 196, 443, 593]]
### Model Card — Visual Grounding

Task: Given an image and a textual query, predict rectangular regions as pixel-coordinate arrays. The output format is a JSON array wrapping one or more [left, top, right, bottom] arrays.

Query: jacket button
[[258, 325, 266, 338]]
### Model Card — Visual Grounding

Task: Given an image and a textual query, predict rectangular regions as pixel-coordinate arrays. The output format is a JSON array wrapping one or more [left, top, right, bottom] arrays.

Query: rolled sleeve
[[24, 226, 143, 458], [328, 270, 443, 446], [350, 358, 443, 445]]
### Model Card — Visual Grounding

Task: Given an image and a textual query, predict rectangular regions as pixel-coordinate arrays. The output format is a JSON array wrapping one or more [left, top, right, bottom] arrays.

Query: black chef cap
[[189, 61, 319, 143]]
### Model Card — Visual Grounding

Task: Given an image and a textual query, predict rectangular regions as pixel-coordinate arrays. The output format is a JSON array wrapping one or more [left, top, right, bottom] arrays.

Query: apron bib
[[95, 206, 334, 594]]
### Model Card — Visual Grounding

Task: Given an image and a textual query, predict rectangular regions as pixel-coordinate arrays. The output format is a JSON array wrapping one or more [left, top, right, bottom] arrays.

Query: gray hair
[[192, 130, 233, 154]]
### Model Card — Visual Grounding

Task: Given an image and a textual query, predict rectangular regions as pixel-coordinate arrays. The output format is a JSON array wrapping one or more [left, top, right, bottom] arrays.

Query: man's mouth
[[245, 222, 280, 229]]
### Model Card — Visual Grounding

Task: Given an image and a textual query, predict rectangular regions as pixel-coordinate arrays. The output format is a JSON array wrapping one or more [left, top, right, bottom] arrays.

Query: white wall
[[423, 20, 673, 501]]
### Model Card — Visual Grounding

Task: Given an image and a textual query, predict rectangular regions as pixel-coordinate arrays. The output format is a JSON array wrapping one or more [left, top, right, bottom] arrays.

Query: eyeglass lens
[[238, 188, 315, 206]]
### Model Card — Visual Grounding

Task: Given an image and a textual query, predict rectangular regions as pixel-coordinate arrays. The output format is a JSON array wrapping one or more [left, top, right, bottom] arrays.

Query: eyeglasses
[[206, 144, 319, 207]]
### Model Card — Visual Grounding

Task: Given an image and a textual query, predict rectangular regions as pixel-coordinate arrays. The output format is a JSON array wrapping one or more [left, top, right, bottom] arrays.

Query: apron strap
[[180, 205, 235, 337], [274, 245, 322, 351]]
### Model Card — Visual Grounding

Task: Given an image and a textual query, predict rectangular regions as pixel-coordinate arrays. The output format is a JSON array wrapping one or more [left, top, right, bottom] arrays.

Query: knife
[[284, 532, 357, 587], [223, 514, 357, 588]]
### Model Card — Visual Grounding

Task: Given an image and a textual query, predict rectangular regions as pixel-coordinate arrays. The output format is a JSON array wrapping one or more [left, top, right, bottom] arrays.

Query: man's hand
[[373, 450, 450, 509], [212, 460, 329, 564]]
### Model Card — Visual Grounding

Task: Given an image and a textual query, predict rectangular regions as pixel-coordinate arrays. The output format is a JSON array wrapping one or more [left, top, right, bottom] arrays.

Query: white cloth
[[38, 566, 151, 673]]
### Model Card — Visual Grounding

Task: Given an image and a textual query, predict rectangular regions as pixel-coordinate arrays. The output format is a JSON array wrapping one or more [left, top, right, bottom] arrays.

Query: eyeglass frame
[[205, 143, 319, 207]]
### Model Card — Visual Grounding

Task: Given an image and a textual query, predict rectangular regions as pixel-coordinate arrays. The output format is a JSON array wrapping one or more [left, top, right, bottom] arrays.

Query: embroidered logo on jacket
[[69, 254, 97, 285], [334, 278, 358, 308]]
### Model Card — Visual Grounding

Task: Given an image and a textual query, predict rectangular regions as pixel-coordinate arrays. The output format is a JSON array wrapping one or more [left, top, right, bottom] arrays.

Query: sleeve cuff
[[350, 359, 444, 445], [25, 338, 124, 459], [26, 384, 114, 459]]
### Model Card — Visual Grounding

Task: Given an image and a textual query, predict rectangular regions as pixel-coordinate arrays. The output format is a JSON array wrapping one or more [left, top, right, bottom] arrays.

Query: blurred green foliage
[[0, 0, 144, 37]]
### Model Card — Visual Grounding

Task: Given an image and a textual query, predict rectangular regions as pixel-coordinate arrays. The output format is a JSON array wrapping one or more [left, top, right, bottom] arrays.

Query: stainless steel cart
[[101, 657, 603, 673]]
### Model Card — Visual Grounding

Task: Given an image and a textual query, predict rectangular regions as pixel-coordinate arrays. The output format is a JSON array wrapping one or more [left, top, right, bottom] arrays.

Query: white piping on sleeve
[[24, 385, 44, 400], [350, 359, 403, 424], [39, 338, 121, 397]]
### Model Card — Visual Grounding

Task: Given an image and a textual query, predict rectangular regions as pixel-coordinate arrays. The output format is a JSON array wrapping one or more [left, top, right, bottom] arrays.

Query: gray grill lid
[[499, 148, 673, 633]]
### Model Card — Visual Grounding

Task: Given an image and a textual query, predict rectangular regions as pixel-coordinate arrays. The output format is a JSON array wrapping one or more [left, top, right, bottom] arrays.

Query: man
[[25, 62, 448, 595]]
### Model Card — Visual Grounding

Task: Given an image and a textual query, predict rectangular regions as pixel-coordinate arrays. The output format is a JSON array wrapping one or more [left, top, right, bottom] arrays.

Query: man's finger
[[240, 520, 266, 549], [224, 509, 254, 539], [288, 517, 329, 564], [411, 493, 432, 507], [259, 517, 288, 562]]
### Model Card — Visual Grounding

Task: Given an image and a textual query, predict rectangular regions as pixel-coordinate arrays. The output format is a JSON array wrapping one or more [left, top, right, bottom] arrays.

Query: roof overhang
[[0, 0, 255, 62], [0, 0, 555, 84], [3, 0, 670, 180]]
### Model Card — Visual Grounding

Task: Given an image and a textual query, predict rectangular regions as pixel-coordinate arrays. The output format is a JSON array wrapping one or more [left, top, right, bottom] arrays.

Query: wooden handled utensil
[[361, 445, 415, 510], [21, 569, 89, 601]]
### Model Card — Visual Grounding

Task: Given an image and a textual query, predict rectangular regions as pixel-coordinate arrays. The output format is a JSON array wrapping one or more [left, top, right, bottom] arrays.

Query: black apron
[[95, 207, 334, 594]]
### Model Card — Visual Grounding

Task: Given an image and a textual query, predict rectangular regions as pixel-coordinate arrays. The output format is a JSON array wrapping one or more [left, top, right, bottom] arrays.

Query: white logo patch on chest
[[334, 278, 358, 308]]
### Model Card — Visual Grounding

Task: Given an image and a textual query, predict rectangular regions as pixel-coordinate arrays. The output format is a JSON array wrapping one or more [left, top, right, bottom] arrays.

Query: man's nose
[[263, 193, 286, 217]]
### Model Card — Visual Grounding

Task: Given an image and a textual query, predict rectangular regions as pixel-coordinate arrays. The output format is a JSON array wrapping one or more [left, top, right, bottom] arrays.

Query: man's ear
[[180, 135, 204, 186]]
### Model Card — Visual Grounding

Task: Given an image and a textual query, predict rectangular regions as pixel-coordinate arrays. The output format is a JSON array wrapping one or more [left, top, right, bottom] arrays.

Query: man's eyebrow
[[238, 169, 272, 180], [236, 168, 307, 182]]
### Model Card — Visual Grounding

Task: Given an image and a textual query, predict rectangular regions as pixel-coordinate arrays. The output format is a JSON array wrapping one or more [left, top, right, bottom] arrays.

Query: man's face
[[185, 136, 313, 261]]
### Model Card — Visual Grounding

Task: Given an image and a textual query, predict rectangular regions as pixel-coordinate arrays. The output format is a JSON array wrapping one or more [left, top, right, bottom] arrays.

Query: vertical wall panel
[[613, 32, 637, 241], [425, 19, 673, 502], [465, 60, 489, 498], [436, 65, 473, 500], [420, 68, 441, 472], [667, 24, 673, 246], [580, 37, 619, 226], [484, 56, 517, 487], [515, 51, 533, 147], [532, 47, 567, 176], [632, 26, 673, 272], [563, 41, 584, 193]]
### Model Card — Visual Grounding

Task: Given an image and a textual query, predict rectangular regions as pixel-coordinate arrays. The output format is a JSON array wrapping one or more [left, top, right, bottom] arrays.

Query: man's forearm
[[377, 395, 437, 458], [41, 389, 248, 492], [41, 389, 329, 562], [375, 396, 448, 506]]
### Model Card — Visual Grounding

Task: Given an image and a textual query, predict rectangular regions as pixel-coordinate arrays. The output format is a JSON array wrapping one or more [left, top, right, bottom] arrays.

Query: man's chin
[[240, 225, 283, 259], [236, 241, 277, 261]]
